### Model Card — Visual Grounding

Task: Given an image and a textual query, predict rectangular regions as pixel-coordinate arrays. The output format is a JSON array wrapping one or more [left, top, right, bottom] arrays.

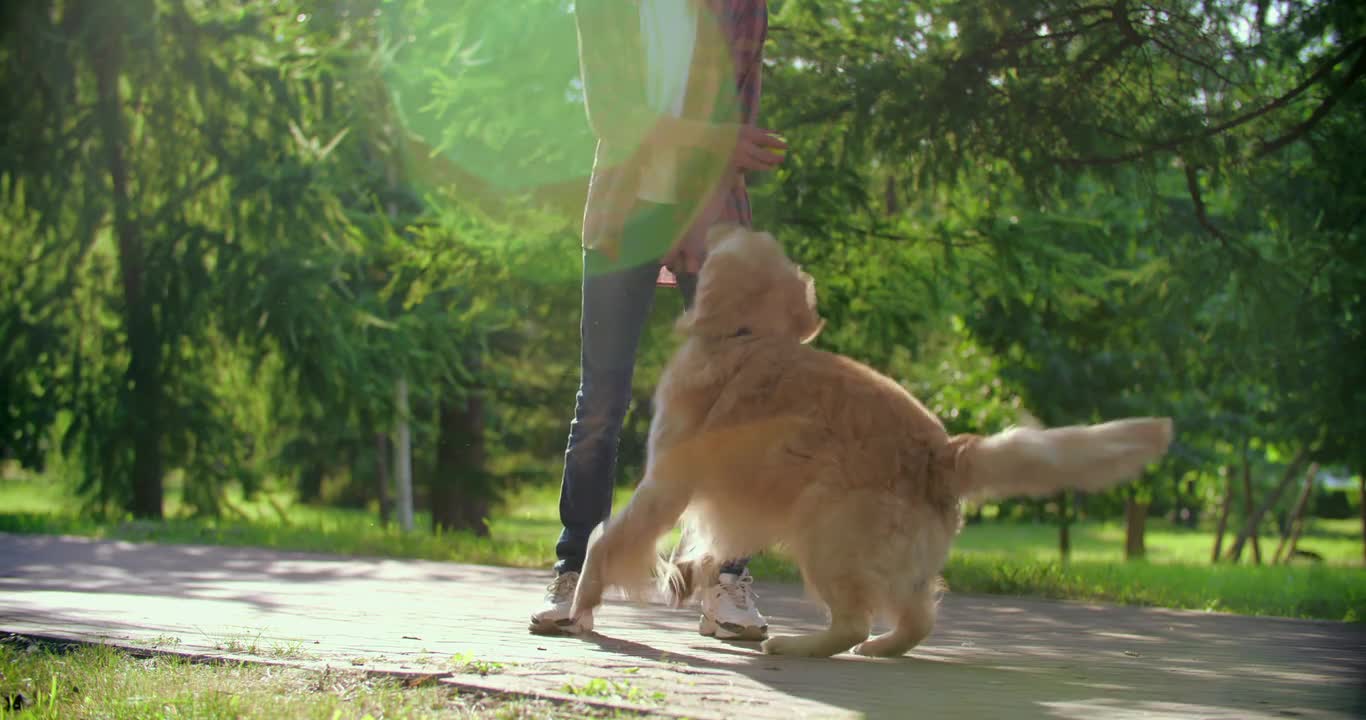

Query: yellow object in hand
[[769, 133, 787, 158]]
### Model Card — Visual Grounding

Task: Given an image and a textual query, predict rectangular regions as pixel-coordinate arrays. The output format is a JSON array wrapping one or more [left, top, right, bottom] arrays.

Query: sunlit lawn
[[952, 514, 1362, 566], [1, 473, 1362, 622]]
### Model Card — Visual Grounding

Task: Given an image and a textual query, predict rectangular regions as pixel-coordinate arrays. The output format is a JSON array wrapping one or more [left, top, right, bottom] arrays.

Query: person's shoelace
[[718, 575, 757, 609], [546, 573, 577, 601]]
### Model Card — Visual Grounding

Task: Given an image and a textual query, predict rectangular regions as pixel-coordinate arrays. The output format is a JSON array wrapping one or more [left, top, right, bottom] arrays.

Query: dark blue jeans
[[555, 202, 749, 578]]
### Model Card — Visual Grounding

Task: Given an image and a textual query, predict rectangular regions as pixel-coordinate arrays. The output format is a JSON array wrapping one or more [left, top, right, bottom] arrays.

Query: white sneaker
[[528, 571, 594, 635], [699, 572, 768, 640]]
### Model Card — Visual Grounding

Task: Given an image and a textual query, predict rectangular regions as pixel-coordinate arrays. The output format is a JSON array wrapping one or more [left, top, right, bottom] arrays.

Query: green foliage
[[750, 0, 1366, 529], [383, 0, 595, 193], [1, 0, 399, 515], [0, 0, 589, 521]]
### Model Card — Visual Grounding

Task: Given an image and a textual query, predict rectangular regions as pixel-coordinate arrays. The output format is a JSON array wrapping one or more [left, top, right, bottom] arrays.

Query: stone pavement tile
[[2, 532, 1363, 719]]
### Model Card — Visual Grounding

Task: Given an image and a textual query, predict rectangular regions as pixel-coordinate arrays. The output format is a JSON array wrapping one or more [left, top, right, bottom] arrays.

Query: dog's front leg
[[569, 474, 692, 628], [569, 524, 610, 626]]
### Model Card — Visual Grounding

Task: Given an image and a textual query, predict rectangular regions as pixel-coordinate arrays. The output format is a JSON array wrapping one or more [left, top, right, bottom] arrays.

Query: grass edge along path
[[0, 633, 666, 720]]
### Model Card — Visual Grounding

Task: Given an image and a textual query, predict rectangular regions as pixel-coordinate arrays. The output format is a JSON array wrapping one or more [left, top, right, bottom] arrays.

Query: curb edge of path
[[1, 629, 705, 720]]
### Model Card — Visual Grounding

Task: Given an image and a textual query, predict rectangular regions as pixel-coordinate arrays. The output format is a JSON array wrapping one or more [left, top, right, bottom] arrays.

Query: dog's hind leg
[[570, 474, 691, 623], [852, 581, 938, 658], [760, 577, 871, 658]]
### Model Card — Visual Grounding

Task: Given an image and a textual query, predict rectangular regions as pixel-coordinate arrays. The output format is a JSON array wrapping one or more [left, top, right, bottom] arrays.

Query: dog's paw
[[851, 640, 904, 658], [563, 614, 594, 635], [528, 611, 594, 637], [760, 635, 836, 658], [759, 636, 788, 655]]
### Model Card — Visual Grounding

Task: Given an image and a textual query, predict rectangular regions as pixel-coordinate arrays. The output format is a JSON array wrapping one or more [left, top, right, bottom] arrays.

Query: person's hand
[[731, 125, 788, 172]]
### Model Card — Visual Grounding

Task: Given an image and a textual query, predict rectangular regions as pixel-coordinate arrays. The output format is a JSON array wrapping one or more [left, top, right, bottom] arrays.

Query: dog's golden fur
[[571, 224, 1174, 658]]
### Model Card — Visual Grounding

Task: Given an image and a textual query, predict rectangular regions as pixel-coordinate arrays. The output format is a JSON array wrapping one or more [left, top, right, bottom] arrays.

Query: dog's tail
[[949, 417, 1173, 500]]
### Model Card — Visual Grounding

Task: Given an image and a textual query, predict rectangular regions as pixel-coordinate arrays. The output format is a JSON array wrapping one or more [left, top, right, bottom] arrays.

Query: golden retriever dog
[[570, 223, 1173, 658]]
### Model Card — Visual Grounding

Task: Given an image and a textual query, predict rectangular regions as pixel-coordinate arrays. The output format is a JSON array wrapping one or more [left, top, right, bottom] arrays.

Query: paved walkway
[[1, 532, 1362, 719]]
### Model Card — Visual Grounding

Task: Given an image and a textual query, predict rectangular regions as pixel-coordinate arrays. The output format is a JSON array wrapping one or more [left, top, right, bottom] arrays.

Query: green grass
[[952, 516, 1363, 565], [560, 678, 666, 706], [0, 476, 565, 568], [0, 638, 630, 719], [1, 473, 1362, 622], [942, 553, 1363, 621]]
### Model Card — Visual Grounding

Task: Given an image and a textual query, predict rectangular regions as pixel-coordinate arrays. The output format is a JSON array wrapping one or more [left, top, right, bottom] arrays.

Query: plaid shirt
[[574, 0, 768, 274]]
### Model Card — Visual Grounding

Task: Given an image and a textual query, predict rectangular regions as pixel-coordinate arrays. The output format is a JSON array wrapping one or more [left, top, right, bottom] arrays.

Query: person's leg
[[553, 263, 664, 576], [531, 264, 655, 632], [531, 205, 675, 634]]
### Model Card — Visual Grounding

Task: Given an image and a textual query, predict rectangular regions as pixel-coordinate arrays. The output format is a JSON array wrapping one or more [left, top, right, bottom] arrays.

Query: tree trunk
[[393, 377, 414, 531], [91, 10, 163, 519], [432, 373, 490, 537], [1227, 448, 1308, 563], [297, 464, 324, 504], [1360, 473, 1365, 565], [884, 175, 900, 215], [1058, 491, 1071, 562], [1168, 473, 1182, 524], [1182, 479, 1200, 528], [1239, 446, 1263, 563], [1124, 496, 1148, 560], [1273, 461, 1316, 568], [1211, 466, 1235, 563], [1274, 463, 1318, 564], [374, 433, 391, 525], [382, 128, 413, 531]]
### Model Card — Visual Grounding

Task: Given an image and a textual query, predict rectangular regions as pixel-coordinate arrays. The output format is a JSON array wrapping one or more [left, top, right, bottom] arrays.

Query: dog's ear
[[792, 269, 825, 343], [676, 250, 758, 337]]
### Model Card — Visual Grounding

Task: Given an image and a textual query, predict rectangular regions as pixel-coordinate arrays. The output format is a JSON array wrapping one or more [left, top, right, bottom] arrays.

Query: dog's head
[[676, 223, 824, 343]]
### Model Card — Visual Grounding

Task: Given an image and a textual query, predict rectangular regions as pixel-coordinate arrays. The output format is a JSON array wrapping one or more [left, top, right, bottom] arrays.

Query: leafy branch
[[1059, 35, 1366, 167]]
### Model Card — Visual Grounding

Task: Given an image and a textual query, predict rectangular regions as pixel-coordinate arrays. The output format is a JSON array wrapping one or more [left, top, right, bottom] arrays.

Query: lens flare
[[379, 0, 742, 279]]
